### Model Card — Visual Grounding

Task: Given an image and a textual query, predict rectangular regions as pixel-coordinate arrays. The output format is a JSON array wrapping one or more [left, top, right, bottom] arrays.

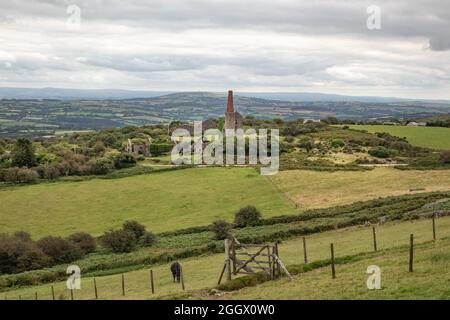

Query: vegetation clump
[[234, 206, 262, 227]]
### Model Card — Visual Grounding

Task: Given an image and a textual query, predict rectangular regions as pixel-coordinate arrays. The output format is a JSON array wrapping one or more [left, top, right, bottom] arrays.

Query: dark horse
[[170, 262, 181, 283]]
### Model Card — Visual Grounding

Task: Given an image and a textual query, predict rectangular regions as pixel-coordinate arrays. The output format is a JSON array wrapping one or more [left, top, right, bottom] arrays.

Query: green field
[[3, 216, 449, 300], [270, 167, 450, 209], [346, 125, 450, 149], [0, 167, 295, 238], [2, 167, 450, 239]]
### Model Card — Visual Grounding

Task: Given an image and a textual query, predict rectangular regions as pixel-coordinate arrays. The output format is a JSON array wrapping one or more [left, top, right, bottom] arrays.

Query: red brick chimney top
[[226, 90, 234, 113]]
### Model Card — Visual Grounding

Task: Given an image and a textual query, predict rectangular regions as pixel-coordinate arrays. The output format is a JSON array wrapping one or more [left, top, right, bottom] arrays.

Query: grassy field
[[270, 167, 450, 210], [3, 216, 449, 300], [2, 167, 450, 238], [228, 237, 450, 300], [346, 125, 450, 150], [0, 167, 295, 238]]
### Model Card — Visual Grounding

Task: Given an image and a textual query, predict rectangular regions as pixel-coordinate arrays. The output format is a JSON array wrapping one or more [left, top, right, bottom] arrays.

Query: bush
[[113, 153, 136, 169], [0, 233, 51, 274], [36, 163, 61, 180], [210, 220, 233, 240], [122, 220, 146, 239], [440, 151, 450, 164], [331, 139, 345, 148], [139, 231, 158, 246], [368, 146, 391, 158], [100, 230, 137, 253], [0, 167, 39, 183], [149, 143, 173, 156], [37, 236, 84, 264], [90, 157, 113, 175], [11, 138, 36, 168], [234, 206, 262, 227], [67, 232, 96, 254]]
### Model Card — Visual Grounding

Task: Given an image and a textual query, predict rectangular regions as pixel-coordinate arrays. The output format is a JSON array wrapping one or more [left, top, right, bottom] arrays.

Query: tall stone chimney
[[226, 90, 234, 113]]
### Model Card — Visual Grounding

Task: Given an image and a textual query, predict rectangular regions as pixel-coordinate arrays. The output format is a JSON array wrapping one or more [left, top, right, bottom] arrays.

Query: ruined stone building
[[224, 90, 243, 131], [125, 138, 151, 156]]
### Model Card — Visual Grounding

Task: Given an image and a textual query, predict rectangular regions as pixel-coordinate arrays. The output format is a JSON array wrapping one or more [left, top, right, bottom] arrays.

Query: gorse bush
[[234, 206, 262, 227]]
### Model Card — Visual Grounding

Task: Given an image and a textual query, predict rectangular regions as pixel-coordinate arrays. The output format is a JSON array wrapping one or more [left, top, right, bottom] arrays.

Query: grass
[[3, 216, 450, 300], [0, 167, 295, 238], [346, 125, 450, 150], [269, 167, 450, 210], [227, 238, 450, 300]]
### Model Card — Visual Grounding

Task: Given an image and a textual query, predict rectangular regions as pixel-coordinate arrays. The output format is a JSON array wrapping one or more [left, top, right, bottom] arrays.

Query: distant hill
[[1, 87, 450, 104], [1, 91, 450, 138], [0, 87, 172, 100]]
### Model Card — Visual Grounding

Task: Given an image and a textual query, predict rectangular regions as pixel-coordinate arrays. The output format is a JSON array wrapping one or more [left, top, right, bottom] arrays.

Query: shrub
[[67, 232, 96, 254], [100, 230, 137, 253], [234, 206, 262, 227], [37, 236, 84, 264], [0, 233, 51, 273], [0, 167, 39, 183], [36, 163, 61, 180], [298, 137, 314, 153], [90, 157, 113, 175], [139, 231, 158, 246], [368, 146, 391, 158], [113, 153, 136, 169], [440, 151, 450, 164], [122, 220, 146, 239], [210, 220, 233, 240], [149, 143, 173, 156], [331, 139, 345, 148]]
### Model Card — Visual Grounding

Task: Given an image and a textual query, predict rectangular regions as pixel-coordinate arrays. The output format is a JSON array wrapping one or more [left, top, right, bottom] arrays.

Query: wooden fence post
[[150, 270, 155, 294], [330, 243, 336, 279], [224, 239, 232, 283], [51, 285, 55, 300], [35, 292, 38, 300], [409, 234, 414, 272], [180, 265, 185, 291], [302, 237, 308, 264], [18, 295, 21, 300], [70, 289, 73, 300], [274, 242, 280, 277], [121, 274, 125, 296], [432, 214, 436, 241], [372, 226, 377, 252], [94, 277, 98, 300]]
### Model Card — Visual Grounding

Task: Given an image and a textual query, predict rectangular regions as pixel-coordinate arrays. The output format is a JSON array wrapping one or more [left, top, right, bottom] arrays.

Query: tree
[[298, 137, 314, 153], [210, 220, 232, 240], [90, 157, 113, 175], [12, 138, 36, 168], [234, 206, 262, 227]]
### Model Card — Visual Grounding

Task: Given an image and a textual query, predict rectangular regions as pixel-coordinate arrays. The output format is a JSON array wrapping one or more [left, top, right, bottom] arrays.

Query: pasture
[[3, 216, 450, 300], [1, 167, 450, 238], [270, 167, 450, 210], [346, 125, 450, 150], [0, 167, 295, 238]]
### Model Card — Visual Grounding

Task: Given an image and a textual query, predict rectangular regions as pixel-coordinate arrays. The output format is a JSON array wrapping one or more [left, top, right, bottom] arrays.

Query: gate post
[[224, 239, 232, 282]]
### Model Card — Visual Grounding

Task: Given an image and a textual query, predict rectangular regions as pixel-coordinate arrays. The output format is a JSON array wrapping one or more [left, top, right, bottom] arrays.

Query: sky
[[0, 0, 450, 99]]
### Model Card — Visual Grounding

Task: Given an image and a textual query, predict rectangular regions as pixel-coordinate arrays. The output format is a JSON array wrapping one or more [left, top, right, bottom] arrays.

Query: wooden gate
[[218, 237, 292, 284]]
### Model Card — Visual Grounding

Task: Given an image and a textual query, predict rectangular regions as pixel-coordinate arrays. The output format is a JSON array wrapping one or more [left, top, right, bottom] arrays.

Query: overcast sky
[[1, 0, 450, 99]]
